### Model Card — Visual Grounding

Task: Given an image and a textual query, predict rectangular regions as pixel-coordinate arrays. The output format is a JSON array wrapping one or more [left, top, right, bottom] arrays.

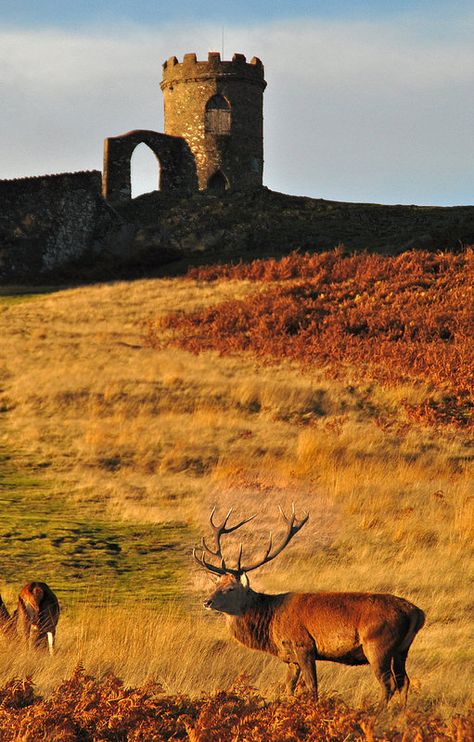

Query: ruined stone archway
[[102, 129, 197, 203]]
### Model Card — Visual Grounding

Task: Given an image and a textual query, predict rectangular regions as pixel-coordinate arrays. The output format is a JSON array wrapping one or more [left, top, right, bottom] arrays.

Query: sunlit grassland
[[0, 449, 189, 608], [0, 275, 472, 721]]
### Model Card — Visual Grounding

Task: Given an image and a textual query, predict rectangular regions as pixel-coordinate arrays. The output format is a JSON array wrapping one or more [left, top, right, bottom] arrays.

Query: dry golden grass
[[0, 605, 471, 719], [0, 275, 472, 722]]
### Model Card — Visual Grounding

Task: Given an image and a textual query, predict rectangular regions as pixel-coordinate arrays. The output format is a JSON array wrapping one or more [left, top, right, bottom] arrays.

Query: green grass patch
[[0, 448, 191, 611]]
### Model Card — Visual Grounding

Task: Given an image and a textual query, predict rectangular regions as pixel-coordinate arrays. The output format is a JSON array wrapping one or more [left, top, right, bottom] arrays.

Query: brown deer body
[[195, 507, 425, 706], [16, 582, 60, 655]]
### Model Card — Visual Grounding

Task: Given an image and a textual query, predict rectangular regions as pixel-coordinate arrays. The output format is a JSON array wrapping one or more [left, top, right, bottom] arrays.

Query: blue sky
[[1, 1, 473, 205], [1, 1, 469, 27]]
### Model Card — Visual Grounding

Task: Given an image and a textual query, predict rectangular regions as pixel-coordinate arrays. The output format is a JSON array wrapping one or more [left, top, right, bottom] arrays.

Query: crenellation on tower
[[183, 53, 197, 65], [161, 54, 266, 86], [164, 56, 178, 69], [207, 51, 221, 65]]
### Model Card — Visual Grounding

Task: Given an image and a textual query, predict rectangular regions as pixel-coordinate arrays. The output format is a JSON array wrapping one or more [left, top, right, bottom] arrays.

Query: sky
[[1, 1, 473, 205]]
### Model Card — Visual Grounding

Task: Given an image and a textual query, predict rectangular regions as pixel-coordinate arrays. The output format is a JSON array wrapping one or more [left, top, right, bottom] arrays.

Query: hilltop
[[122, 188, 474, 254], [2, 186, 474, 283], [108, 188, 474, 278]]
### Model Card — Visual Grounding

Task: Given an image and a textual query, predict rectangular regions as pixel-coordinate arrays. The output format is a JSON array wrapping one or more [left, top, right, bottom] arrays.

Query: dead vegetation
[[0, 668, 472, 741], [151, 249, 474, 428]]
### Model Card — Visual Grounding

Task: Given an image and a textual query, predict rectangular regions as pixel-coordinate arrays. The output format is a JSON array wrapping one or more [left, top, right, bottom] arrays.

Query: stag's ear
[[240, 573, 250, 588]]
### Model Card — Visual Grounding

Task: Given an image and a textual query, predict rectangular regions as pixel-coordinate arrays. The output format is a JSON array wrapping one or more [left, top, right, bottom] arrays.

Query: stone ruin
[[0, 52, 266, 279], [102, 52, 266, 201]]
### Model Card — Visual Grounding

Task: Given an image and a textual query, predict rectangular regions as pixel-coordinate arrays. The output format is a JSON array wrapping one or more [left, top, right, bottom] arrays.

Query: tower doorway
[[207, 170, 229, 194]]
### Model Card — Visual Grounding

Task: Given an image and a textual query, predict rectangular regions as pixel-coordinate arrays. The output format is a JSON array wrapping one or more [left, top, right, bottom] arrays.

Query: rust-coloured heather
[[148, 249, 474, 428], [0, 670, 471, 740]]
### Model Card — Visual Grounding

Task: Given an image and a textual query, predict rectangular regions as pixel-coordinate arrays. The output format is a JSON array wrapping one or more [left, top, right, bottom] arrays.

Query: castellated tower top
[[161, 52, 266, 89], [161, 52, 267, 192]]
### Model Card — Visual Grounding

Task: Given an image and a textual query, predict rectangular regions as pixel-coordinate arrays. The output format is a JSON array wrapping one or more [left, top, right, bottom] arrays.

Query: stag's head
[[194, 504, 309, 616], [203, 573, 252, 615]]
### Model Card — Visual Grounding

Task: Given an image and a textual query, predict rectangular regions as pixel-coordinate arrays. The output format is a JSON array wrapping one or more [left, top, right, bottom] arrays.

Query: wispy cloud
[[1, 16, 472, 204]]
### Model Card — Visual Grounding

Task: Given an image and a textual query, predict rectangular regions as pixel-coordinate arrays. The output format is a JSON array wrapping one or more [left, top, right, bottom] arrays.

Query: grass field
[[0, 252, 472, 738]]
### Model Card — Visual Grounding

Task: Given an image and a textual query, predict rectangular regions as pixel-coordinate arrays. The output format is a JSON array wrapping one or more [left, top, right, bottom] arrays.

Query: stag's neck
[[227, 590, 286, 655]]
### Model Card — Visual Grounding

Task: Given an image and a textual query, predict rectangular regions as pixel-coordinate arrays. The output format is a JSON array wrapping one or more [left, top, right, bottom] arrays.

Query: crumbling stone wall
[[161, 53, 266, 192], [0, 171, 125, 280], [102, 129, 197, 203]]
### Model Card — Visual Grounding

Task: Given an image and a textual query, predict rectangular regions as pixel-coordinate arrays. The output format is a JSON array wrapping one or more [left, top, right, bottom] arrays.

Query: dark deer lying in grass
[[194, 506, 425, 707], [15, 582, 60, 655]]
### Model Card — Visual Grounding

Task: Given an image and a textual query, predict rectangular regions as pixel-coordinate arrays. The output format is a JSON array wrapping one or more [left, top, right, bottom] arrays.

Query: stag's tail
[[399, 607, 425, 653]]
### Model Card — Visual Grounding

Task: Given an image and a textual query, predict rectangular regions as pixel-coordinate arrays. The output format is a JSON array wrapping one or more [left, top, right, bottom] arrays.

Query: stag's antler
[[193, 504, 309, 576], [193, 506, 257, 575], [239, 504, 309, 573]]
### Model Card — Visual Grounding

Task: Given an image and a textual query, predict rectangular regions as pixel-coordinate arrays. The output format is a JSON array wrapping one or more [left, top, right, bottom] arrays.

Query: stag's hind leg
[[392, 650, 410, 706], [364, 643, 397, 708]]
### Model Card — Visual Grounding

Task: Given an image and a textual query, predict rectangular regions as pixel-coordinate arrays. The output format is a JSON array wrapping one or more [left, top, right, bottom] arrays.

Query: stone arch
[[205, 94, 231, 135], [207, 170, 229, 194], [102, 129, 197, 203]]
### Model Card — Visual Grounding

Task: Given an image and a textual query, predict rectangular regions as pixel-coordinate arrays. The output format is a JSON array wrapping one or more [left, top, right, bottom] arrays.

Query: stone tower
[[160, 52, 266, 193]]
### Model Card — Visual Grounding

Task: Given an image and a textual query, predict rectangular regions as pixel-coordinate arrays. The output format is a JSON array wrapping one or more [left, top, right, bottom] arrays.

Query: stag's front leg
[[15, 608, 30, 649], [285, 663, 301, 695], [295, 646, 318, 698], [28, 624, 41, 651]]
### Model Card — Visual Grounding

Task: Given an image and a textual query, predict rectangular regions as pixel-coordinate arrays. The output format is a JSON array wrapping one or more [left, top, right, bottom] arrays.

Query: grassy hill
[[0, 250, 472, 738]]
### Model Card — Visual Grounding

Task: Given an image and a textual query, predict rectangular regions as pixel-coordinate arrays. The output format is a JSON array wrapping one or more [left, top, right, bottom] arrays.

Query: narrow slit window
[[205, 94, 231, 135]]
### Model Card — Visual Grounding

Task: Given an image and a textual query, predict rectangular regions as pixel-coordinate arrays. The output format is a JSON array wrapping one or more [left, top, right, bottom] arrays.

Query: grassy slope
[[0, 274, 472, 723], [0, 450, 189, 607]]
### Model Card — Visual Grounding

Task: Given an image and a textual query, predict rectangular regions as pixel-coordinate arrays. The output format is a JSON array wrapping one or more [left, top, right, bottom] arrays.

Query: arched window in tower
[[205, 94, 231, 135]]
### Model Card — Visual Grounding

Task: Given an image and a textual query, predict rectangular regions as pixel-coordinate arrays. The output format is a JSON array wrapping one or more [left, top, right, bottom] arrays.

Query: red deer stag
[[194, 506, 425, 707], [16, 582, 60, 655]]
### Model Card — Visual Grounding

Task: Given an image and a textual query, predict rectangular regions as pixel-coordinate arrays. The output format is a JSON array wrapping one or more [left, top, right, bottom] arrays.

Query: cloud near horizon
[[1, 16, 473, 205]]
